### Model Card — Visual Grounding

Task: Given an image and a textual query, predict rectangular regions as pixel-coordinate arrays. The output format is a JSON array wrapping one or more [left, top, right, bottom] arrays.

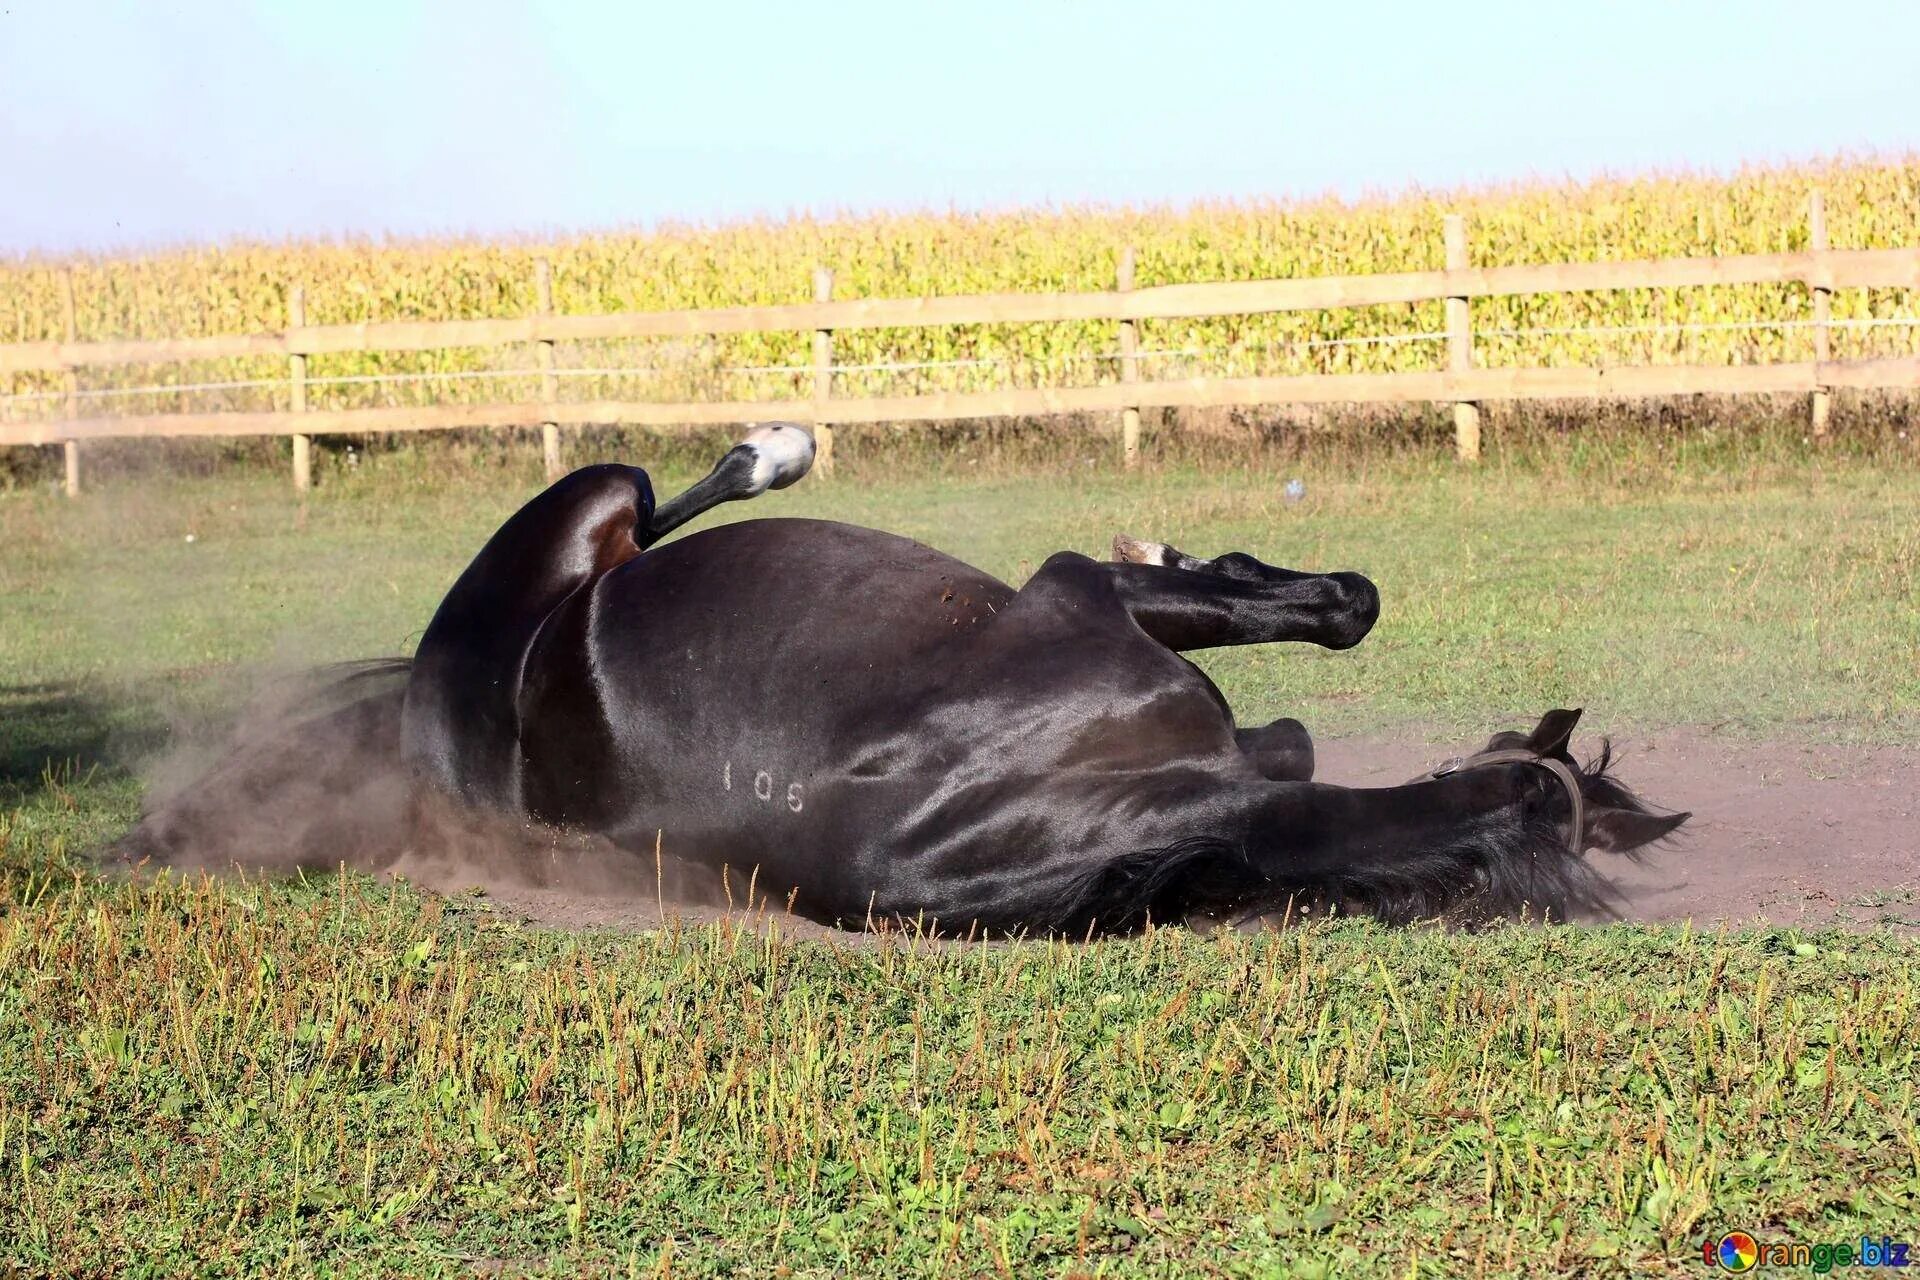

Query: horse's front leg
[[1234, 718, 1315, 781], [1018, 550, 1380, 654]]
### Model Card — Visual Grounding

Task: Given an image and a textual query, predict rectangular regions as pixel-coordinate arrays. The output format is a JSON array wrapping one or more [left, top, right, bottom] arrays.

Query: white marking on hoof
[[743, 422, 816, 492], [1112, 534, 1174, 566]]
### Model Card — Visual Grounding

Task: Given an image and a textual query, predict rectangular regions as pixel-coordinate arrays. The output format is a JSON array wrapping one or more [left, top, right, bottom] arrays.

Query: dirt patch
[[1319, 729, 1920, 930], [455, 729, 1917, 937]]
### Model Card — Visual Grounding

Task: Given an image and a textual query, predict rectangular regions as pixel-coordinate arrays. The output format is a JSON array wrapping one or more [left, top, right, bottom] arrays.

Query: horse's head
[[1483, 708, 1690, 855]]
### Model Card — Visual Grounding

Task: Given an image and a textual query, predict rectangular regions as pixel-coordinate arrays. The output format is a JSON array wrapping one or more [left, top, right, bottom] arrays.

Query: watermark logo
[[1712, 1232, 1761, 1272], [1701, 1232, 1912, 1273]]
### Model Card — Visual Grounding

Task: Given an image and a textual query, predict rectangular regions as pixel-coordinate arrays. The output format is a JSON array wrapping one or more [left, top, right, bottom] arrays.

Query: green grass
[[3, 441, 1919, 1276], [2, 857, 1916, 1277], [3, 439, 1917, 745]]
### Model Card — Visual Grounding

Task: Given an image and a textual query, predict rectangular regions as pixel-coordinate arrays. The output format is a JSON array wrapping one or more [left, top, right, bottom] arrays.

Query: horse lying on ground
[[118, 425, 1686, 934]]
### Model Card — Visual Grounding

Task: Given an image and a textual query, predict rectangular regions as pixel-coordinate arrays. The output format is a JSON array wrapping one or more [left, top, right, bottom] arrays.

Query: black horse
[[121, 425, 1685, 934]]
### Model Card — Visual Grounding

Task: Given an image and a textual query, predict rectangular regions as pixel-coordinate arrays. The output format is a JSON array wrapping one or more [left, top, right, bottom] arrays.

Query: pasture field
[[2, 441, 1919, 1276], [5, 432, 1917, 743]]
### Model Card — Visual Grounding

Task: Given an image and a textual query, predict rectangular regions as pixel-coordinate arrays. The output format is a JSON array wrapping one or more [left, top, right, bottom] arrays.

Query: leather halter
[[1411, 747, 1586, 853]]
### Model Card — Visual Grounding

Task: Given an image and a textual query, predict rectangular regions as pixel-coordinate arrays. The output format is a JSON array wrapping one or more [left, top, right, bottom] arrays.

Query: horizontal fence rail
[[4, 195, 1917, 489], [5, 249, 1918, 376], [8, 358, 1918, 447]]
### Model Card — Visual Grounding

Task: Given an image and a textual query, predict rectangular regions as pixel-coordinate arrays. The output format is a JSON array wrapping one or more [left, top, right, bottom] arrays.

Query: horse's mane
[[1040, 745, 1677, 934]]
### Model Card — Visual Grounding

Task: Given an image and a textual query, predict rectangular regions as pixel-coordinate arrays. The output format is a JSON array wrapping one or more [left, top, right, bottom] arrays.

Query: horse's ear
[[1585, 807, 1689, 854], [1527, 708, 1583, 756]]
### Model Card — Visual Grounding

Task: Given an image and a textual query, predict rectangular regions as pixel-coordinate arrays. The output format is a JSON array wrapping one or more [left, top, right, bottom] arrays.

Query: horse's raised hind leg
[[404, 463, 657, 808], [405, 424, 814, 812], [643, 422, 815, 546]]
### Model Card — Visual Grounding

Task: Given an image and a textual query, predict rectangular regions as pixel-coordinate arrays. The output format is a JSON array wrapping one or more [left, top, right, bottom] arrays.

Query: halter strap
[[1411, 747, 1585, 854]]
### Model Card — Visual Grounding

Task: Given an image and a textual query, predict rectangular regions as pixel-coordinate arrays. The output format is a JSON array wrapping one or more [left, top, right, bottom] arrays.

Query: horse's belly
[[518, 516, 1245, 918]]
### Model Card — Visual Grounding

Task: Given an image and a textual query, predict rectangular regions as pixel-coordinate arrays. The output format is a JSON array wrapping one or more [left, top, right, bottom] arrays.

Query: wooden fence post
[[1444, 214, 1480, 461], [288, 285, 311, 491], [60, 268, 80, 497], [1116, 246, 1141, 469], [535, 257, 562, 478], [1809, 191, 1831, 441], [811, 267, 835, 476]]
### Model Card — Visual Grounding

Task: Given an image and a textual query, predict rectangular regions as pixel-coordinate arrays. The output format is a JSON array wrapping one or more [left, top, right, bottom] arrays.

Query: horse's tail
[[106, 659, 415, 877]]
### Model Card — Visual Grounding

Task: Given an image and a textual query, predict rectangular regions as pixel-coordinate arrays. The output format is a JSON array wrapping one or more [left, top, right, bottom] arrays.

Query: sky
[[1, 0, 1916, 254]]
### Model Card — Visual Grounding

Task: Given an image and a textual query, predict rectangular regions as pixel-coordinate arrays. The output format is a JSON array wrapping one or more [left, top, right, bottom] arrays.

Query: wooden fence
[[5, 196, 1917, 493]]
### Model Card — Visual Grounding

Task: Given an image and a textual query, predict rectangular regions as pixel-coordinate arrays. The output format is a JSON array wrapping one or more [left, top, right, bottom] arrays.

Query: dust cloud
[[108, 659, 729, 912]]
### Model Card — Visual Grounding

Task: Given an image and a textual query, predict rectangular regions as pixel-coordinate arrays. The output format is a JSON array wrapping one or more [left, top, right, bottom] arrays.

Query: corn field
[[2, 157, 1916, 425]]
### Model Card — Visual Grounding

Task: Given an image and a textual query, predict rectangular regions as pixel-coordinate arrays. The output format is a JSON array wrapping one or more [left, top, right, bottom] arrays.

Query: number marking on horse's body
[[723, 760, 806, 815]]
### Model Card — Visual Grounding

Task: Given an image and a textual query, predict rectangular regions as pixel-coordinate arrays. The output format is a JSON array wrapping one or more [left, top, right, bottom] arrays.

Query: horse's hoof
[[743, 422, 816, 491], [1112, 533, 1169, 565]]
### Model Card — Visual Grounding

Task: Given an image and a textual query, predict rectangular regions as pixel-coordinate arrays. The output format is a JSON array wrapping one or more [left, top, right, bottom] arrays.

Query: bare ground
[[430, 729, 1918, 938], [1319, 730, 1920, 930]]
